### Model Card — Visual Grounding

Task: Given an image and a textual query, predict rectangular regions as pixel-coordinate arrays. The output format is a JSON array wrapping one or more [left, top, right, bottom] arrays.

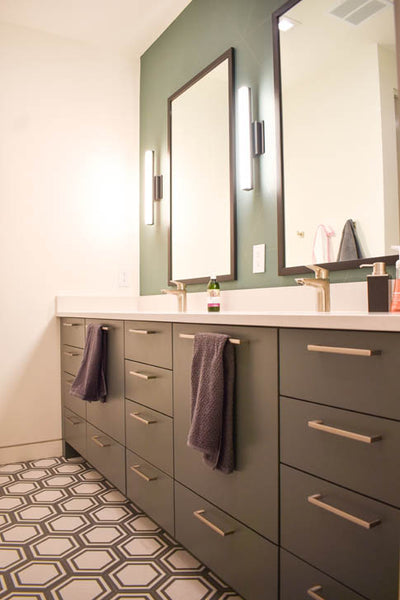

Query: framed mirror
[[273, 0, 399, 275], [168, 48, 236, 284]]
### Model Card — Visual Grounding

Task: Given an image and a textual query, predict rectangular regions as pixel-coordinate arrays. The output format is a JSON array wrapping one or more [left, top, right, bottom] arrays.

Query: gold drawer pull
[[193, 509, 235, 537], [63, 323, 81, 327], [129, 370, 157, 381], [179, 333, 242, 345], [129, 412, 157, 425], [308, 420, 382, 444], [307, 344, 381, 357], [308, 494, 381, 529], [85, 325, 109, 331], [307, 586, 324, 600], [65, 379, 74, 386], [65, 415, 81, 425], [91, 435, 111, 448], [128, 328, 156, 335], [63, 351, 80, 357], [130, 464, 157, 482]]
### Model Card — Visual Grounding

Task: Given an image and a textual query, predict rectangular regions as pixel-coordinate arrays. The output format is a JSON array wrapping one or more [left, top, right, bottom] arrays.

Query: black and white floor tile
[[0, 457, 241, 600]]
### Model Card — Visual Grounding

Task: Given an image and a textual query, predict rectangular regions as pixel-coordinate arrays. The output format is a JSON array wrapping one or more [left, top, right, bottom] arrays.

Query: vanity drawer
[[125, 360, 172, 416], [173, 323, 278, 542], [60, 318, 85, 348], [61, 345, 84, 377], [125, 400, 173, 475], [86, 319, 125, 445], [281, 396, 400, 508], [281, 465, 400, 600], [280, 328, 400, 420], [280, 550, 365, 600], [175, 482, 278, 600], [126, 449, 174, 535], [86, 424, 125, 493], [62, 372, 86, 419], [125, 321, 172, 369], [63, 408, 86, 457]]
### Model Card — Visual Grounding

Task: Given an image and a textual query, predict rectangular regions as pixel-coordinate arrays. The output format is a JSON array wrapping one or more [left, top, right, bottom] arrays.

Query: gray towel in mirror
[[336, 219, 362, 261], [70, 324, 107, 402], [187, 332, 235, 474]]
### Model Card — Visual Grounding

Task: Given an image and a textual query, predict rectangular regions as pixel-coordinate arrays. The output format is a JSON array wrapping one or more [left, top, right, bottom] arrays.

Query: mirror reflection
[[275, 0, 399, 272], [169, 49, 235, 284]]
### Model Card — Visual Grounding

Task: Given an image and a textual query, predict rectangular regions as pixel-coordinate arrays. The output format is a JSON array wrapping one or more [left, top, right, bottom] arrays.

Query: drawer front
[[61, 345, 84, 377], [173, 323, 278, 542], [86, 319, 125, 444], [126, 449, 174, 535], [60, 318, 85, 348], [280, 550, 365, 600], [125, 401, 173, 475], [281, 465, 400, 600], [281, 396, 400, 508], [280, 328, 400, 420], [62, 373, 86, 419], [125, 360, 172, 416], [63, 409, 86, 457], [86, 424, 125, 493], [175, 482, 278, 600], [125, 321, 172, 369]]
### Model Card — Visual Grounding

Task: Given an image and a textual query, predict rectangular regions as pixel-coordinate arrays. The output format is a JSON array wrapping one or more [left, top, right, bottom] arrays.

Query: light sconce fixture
[[144, 150, 163, 225], [278, 16, 299, 31], [237, 86, 265, 191]]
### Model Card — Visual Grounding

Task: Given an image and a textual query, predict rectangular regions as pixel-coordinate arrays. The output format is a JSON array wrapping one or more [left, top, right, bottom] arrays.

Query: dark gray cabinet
[[124, 320, 172, 369], [173, 323, 279, 543], [86, 423, 125, 493]]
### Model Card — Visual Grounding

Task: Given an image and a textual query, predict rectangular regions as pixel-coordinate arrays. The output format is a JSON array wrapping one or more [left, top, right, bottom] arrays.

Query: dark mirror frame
[[272, 0, 398, 276], [167, 48, 236, 285]]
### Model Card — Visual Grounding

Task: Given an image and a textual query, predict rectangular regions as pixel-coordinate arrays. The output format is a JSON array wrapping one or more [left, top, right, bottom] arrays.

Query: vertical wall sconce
[[144, 150, 163, 225], [238, 86, 265, 191]]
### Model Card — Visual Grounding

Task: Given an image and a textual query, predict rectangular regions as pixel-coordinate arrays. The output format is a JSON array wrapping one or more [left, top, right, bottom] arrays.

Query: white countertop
[[56, 309, 400, 332]]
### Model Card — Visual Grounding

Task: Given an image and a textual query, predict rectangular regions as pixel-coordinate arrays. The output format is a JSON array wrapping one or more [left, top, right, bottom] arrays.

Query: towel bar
[[85, 325, 110, 331], [179, 333, 242, 345]]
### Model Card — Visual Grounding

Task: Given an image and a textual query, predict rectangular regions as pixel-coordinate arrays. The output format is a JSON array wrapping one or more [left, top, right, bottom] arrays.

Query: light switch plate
[[253, 244, 265, 273]]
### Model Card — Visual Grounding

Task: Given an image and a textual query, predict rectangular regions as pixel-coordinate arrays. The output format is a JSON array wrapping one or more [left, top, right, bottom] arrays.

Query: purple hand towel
[[70, 324, 107, 402], [187, 332, 235, 474]]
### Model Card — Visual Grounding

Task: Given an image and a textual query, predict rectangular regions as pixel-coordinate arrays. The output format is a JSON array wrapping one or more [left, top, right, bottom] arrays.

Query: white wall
[[0, 22, 139, 463]]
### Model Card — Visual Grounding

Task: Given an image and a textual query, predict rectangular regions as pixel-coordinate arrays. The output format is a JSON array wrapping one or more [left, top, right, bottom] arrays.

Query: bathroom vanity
[[59, 311, 400, 600]]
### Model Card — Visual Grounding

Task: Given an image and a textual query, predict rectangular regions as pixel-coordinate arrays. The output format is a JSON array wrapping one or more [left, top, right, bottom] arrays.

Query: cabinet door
[[173, 323, 278, 542], [86, 424, 125, 493], [60, 318, 85, 348], [85, 319, 125, 445], [63, 409, 86, 457]]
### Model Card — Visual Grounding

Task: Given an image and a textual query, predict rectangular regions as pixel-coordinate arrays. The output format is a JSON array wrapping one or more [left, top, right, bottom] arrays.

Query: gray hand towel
[[70, 324, 107, 402], [187, 332, 235, 474], [336, 219, 362, 261]]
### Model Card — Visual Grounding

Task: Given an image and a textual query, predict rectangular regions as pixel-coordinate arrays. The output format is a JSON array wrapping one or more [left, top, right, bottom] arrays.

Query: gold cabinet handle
[[63, 351, 80, 357], [307, 586, 324, 600], [193, 509, 235, 537], [179, 333, 242, 345], [128, 329, 156, 335], [63, 323, 81, 327], [91, 435, 111, 448], [128, 370, 156, 381], [129, 412, 157, 425], [65, 415, 81, 425], [307, 344, 381, 357], [308, 420, 382, 444], [307, 494, 381, 529], [65, 379, 74, 386], [129, 464, 157, 482]]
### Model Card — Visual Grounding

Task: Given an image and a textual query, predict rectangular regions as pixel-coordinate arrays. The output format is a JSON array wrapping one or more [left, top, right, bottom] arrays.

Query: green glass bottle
[[207, 274, 220, 312]]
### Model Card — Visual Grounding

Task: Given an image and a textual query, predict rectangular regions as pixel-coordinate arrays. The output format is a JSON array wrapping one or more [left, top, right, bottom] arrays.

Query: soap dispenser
[[360, 262, 390, 312]]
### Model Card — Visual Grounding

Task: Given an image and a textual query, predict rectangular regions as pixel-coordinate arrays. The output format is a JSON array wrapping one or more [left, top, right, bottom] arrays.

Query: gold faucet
[[161, 280, 187, 312], [295, 265, 330, 312]]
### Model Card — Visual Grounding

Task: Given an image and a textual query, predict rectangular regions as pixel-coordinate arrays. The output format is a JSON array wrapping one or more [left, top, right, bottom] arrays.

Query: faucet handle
[[306, 265, 329, 280], [170, 280, 186, 291]]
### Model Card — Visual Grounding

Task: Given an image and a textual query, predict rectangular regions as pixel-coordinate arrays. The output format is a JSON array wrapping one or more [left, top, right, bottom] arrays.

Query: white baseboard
[[0, 439, 63, 466]]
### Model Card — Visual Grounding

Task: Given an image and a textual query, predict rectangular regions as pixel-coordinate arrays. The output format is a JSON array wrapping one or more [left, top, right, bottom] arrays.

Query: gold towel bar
[[179, 333, 242, 345], [307, 344, 380, 356]]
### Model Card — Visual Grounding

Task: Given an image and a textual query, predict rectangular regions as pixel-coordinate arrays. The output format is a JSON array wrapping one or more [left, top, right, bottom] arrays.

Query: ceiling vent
[[330, 0, 389, 25]]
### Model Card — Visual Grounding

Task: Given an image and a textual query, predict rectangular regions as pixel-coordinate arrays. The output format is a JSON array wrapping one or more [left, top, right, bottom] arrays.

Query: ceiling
[[0, 0, 192, 57]]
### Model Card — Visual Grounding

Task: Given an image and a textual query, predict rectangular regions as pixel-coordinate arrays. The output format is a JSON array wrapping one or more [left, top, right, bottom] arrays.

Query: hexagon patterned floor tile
[[0, 457, 241, 599]]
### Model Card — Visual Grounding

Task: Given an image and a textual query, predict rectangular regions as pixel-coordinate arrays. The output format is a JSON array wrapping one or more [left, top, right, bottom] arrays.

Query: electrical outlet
[[118, 270, 130, 288], [253, 244, 265, 273]]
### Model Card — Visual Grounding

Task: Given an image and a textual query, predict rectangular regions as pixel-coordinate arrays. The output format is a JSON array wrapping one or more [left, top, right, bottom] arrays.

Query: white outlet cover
[[253, 244, 266, 273]]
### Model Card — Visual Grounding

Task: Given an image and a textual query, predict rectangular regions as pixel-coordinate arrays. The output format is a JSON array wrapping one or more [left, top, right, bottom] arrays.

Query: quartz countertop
[[56, 309, 400, 332]]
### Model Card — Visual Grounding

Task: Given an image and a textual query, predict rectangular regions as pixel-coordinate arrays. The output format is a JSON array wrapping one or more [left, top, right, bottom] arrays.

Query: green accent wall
[[139, 0, 380, 296]]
